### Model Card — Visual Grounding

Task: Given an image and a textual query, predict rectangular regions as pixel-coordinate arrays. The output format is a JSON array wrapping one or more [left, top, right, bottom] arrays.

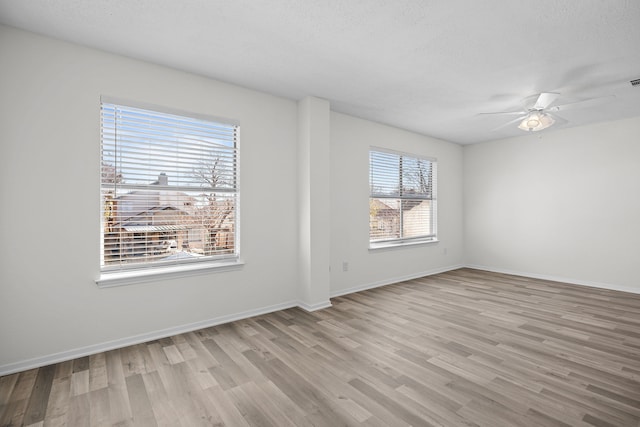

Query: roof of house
[[370, 199, 396, 212]]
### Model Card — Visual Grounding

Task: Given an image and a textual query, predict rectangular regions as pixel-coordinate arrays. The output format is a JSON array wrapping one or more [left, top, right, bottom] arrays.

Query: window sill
[[96, 259, 245, 288], [369, 239, 439, 251]]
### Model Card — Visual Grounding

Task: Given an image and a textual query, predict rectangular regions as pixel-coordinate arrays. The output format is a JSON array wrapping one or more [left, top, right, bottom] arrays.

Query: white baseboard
[[329, 264, 465, 298], [0, 300, 299, 376], [0, 266, 463, 376], [465, 264, 640, 295], [6, 263, 633, 376], [297, 300, 333, 312]]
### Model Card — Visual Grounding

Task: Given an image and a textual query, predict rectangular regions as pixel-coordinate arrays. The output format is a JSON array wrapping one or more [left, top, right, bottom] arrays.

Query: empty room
[[1, 1, 639, 426]]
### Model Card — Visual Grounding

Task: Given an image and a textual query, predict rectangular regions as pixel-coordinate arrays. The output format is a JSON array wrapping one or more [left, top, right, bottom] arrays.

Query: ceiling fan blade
[[534, 92, 560, 110], [547, 95, 615, 112], [491, 115, 527, 131], [477, 111, 526, 116]]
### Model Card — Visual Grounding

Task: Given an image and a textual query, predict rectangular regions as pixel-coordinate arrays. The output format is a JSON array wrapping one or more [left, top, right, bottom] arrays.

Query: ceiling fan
[[480, 92, 615, 132]]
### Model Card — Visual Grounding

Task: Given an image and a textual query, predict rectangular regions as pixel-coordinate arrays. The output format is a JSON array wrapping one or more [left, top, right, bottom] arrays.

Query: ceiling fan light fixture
[[526, 117, 540, 128], [517, 111, 555, 132]]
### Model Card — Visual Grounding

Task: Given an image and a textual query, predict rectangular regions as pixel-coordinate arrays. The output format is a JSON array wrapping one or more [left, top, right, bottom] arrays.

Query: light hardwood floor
[[2, 268, 640, 426]]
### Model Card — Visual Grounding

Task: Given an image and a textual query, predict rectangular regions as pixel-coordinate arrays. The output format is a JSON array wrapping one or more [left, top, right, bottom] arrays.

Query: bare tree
[[402, 159, 432, 197], [415, 159, 433, 196], [400, 159, 433, 214], [101, 161, 123, 185], [192, 157, 229, 188], [101, 161, 123, 234], [191, 158, 235, 254]]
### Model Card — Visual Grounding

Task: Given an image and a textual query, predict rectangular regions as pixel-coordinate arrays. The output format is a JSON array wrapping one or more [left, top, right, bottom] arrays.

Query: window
[[100, 99, 239, 277], [369, 148, 436, 247]]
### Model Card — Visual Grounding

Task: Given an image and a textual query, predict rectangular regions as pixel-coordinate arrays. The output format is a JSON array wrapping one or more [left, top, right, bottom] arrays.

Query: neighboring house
[[369, 198, 400, 240], [103, 174, 234, 265], [401, 200, 433, 238], [369, 198, 433, 241]]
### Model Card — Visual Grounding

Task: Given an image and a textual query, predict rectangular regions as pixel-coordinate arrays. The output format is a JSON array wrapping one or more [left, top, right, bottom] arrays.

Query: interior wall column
[[297, 96, 331, 311]]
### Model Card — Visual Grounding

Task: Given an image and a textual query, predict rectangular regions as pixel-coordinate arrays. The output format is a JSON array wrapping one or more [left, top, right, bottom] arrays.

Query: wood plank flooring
[[2, 268, 640, 426]]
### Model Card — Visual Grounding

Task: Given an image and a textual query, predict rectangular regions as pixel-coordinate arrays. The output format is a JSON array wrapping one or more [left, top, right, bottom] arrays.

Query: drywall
[[297, 97, 332, 309], [464, 116, 640, 292], [329, 113, 464, 296], [6, 21, 635, 374], [0, 25, 300, 371]]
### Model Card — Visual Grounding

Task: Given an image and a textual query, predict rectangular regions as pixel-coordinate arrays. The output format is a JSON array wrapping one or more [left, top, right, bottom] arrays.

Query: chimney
[[158, 172, 168, 186]]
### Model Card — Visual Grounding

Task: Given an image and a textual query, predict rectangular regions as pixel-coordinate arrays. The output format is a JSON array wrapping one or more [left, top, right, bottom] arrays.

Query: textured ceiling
[[1, 0, 639, 144]]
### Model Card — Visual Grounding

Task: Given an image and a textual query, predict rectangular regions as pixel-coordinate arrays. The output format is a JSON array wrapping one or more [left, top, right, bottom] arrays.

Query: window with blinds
[[100, 99, 239, 273], [369, 149, 437, 247]]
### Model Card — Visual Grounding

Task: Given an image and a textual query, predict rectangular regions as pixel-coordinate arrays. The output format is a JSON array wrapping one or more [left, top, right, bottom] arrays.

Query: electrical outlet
[[342, 261, 349, 272], [443, 247, 448, 255]]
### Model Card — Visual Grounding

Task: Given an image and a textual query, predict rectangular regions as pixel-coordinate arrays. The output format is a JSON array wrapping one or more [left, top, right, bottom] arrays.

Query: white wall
[[297, 97, 332, 309], [0, 25, 300, 371], [464, 116, 640, 292], [330, 112, 464, 296], [7, 23, 635, 374]]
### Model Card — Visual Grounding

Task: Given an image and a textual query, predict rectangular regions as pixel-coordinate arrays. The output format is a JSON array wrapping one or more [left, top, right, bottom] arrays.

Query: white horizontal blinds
[[101, 104, 236, 190], [369, 149, 436, 244], [401, 157, 434, 199], [369, 198, 401, 241], [101, 102, 238, 271], [370, 151, 400, 197]]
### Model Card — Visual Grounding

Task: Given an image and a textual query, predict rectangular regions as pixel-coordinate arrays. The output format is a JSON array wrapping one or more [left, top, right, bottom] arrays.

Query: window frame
[[369, 147, 438, 249], [97, 97, 242, 286]]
